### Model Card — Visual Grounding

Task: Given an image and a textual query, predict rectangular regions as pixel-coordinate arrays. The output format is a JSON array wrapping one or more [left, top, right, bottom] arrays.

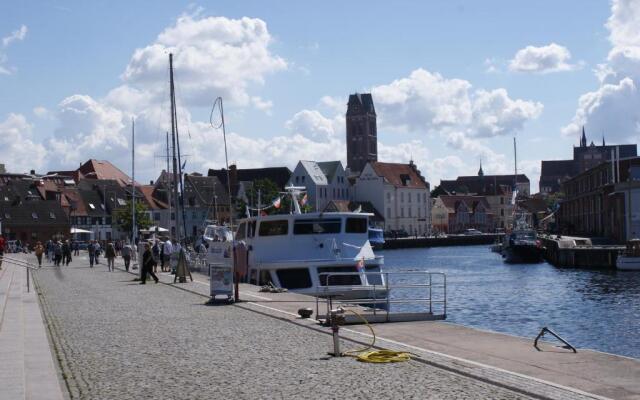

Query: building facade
[[354, 161, 430, 235], [437, 195, 494, 233], [346, 93, 378, 175], [288, 161, 350, 212], [558, 157, 640, 242]]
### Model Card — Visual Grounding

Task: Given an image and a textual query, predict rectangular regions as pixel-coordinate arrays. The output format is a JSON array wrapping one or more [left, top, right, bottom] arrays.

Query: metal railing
[[315, 271, 446, 323], [0, 255, 41, 292], [534, 327, 577, 353]]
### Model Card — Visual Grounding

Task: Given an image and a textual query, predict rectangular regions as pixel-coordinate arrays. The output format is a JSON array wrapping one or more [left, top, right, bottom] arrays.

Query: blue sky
[[1, 1, 638, 192]]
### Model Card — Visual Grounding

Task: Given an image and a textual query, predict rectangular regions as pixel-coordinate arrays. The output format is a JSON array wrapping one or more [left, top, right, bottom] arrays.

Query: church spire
[[602, 132, 606, 147], [581, 126, 587, 147], [478, 158, 484, 176]]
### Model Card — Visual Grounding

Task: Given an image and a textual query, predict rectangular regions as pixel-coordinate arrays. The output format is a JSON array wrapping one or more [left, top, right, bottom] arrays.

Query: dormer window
[[400, 174, 411, 186], [89, 203, 96, 209], [32, 212, 38, 219], [4, 213, 10, 219], [49, 212, 56, 219]]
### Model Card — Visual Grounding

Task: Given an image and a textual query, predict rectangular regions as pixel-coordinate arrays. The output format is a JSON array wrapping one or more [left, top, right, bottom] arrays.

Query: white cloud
[[121, 14, 286, 108], [285, 109, 342, 140], [564, 0, 640, 140], [0, 25, 28, 75], [371, 68, 542, 138], [2, 25, 27, 47], [508, 43, 577, 73], [32, 106, 51, 119], [0, 113, 46, 173]]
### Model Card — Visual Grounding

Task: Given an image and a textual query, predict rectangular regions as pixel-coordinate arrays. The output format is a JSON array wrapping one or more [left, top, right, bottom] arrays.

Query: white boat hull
[[616, 255, 640, 270]]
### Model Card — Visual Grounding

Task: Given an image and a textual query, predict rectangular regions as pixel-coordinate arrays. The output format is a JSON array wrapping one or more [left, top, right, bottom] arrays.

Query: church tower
[[580, 126, 587, 147], [346, 93, 378, 174], [478, 159, 484, 176]]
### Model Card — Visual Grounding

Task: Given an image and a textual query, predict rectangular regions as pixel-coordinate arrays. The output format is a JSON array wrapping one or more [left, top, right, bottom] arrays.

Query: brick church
[[539, 128, 637, 193], [346, 93, 378, 175]]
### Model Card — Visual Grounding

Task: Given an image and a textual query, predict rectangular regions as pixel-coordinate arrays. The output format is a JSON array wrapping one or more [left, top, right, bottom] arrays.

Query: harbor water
[[381, 245, 640, 359]]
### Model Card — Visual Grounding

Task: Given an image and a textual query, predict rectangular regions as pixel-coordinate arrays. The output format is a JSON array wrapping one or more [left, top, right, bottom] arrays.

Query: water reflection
[[381, 245, 640, 359]]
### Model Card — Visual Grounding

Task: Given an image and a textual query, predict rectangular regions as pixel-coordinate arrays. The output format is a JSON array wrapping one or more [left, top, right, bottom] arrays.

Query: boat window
[[259, 220, 288, 236], [365, 265, 383, 285], [346, 218, 367, 233], [293, 218, 341, 235], [236, 222, 246, 240], [276, 268, 312, 289], [318, 266, 361, 286]]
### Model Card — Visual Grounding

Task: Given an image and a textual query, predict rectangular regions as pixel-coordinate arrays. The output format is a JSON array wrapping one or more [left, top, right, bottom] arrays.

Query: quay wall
[[540, 236, 623, 269], [383, 234, 503, 250]]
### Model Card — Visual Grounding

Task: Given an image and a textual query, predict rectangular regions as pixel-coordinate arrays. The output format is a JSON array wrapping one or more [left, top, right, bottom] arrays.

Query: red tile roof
[[369, 162, 428, 189], [139, 185, 168, 210], [78, 159, 132, 187]]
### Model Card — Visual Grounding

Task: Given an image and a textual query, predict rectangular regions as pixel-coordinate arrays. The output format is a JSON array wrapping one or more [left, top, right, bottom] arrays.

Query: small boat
[[368, 227, 385, 250], [616, 239, 640, 271], [502, 228, 543, 263]]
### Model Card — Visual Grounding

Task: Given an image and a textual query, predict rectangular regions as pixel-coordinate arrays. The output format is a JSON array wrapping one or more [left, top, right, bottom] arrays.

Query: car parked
[[463, 229, 483, 236]]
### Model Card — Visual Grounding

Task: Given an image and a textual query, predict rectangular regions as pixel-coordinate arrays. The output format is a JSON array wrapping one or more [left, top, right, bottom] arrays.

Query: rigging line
[[210, 97, 234, 227]]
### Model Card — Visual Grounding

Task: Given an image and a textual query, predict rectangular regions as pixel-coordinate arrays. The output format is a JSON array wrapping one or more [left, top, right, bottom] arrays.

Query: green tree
[[114, 200, 152, 237]]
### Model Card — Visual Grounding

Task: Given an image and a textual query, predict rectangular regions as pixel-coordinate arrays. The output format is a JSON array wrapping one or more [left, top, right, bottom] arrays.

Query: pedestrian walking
[[152, 240, 160, 273], [95, 242, 101, 264], [88, 240, 96, 268], [53, 241, 63, 266], [121, 242, 132, 272], [162, 238, 173, 272], [105, 241, 116, 272], [73, 240, 79, 256], [34, 241, 44, 267], [140, 243, 159, 284], [62, 240, 72, 266]]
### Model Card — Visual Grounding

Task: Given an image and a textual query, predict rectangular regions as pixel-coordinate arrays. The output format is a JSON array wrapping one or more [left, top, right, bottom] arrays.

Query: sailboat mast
[[131, 117, 136, 245], [174, 97, 188, 240], [169, 53, 181, 242], [165, 131, 172, 233]]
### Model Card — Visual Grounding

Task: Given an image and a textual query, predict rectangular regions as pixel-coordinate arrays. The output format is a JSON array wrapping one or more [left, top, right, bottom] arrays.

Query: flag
[[300, 193, 308, 206], [356, 257, 365, 272], [272, 196, 282, 209]]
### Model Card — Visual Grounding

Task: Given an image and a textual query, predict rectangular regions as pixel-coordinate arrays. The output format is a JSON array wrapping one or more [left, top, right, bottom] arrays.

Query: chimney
[[30, 169, 35, 175], [150, 180, 154, 185]]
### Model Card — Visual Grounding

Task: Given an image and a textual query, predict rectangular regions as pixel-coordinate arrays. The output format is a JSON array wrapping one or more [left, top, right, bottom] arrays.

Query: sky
[[1, 0, 639, 192]]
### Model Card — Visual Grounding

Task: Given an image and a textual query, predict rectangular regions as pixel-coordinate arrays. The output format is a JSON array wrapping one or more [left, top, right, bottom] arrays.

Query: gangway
[[316, 270, 446, 324]]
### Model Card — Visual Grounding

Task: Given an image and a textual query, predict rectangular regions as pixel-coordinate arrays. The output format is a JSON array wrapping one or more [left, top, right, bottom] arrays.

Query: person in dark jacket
[[140, 243, 159, 284], [62, 240, 72, 266], [88, 240, 96, 268], [105, 241, 116, 272]]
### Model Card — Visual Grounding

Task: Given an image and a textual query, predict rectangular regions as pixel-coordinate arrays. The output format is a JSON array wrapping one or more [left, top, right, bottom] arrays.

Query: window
[[295, 176, 299, 184], [408, 193, 412, 203], [400, 208, 404, 217], [259, 220, 289, 236], [387, 208, 391, 218], [293, 218, 341, 235], [302, 176, 305, 183], [89, 203, 96, 209], [346, 218, 367, 233], [386, 192, 390, 201], [49, 212, 55, 219], [248, 221, 257, 238], [318, 266, 361, 286], [401, 192, 404, 202], [100, 204, 105, 210], [31, 212, 38, 219], [154, 213, 161, 221], [276, 269, 312, 289], [409, 207, 412, 217]]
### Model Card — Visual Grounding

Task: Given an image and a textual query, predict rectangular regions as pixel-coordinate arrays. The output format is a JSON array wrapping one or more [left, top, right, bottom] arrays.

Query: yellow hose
[[341, 309, 414, 363]]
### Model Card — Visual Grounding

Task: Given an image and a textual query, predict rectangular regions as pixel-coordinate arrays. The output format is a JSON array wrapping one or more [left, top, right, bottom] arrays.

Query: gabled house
[[438, 195, 494, 233], [353, 161, 431, 235], [288, 161, 350, 211]]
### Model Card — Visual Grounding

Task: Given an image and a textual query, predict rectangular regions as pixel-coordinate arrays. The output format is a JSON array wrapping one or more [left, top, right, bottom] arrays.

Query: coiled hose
[[341, 309, 414, 363]]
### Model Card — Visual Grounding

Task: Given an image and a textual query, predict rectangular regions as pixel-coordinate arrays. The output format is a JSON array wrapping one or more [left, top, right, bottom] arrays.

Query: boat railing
[[315, 271, 446, 323]]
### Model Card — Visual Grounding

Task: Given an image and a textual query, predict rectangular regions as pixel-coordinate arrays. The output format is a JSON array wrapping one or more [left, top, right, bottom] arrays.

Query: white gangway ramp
[[0, 256, 65, 400]]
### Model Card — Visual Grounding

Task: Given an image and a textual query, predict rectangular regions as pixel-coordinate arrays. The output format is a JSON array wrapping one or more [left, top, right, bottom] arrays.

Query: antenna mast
[[131, 117, 136, 245]]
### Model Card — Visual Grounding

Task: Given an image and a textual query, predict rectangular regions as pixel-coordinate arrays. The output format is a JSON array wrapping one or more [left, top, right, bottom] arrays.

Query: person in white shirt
[[162, 239, 173, 272]]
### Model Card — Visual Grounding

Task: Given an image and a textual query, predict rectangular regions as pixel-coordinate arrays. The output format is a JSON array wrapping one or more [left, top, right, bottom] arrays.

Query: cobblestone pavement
[[33, 255, 533, 400]]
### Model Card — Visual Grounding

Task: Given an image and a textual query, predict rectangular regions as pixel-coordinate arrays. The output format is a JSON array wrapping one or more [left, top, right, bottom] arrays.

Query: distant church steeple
[[478, 159, 484, 176], [580, 126, 587, 147], [602, 133, 606, 147]]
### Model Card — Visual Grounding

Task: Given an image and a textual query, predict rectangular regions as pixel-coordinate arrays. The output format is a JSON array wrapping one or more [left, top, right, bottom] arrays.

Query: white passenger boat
[[214, 187, 386, 299], [617, 239, 640, 271]]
